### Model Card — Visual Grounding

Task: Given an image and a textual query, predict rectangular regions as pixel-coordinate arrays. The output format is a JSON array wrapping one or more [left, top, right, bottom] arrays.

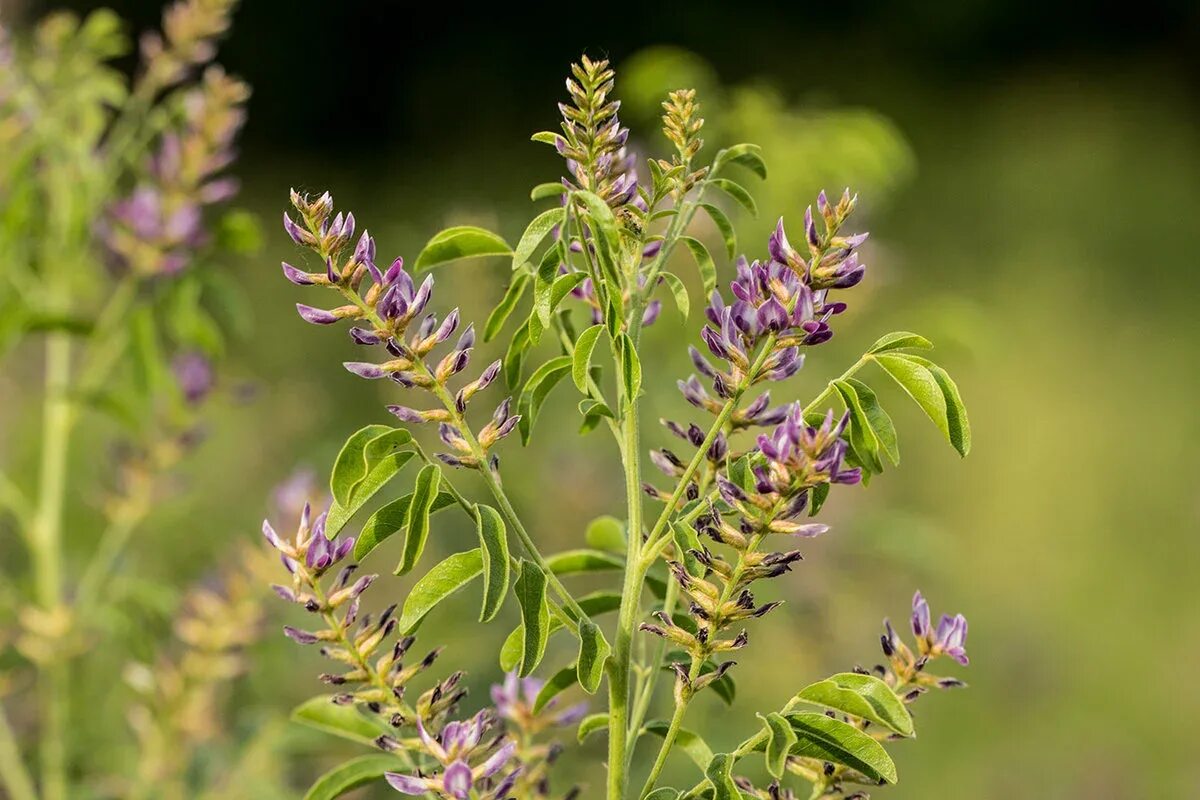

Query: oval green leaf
[[413, 226, 511, 272], [484, 272, 531, 342], [786, 711, 898, 784], [577, 620, 610, 694], [514, 559, 549, 676], [759, 712, 797, 780], [715, 143, 768, 179], [396, 548, 483, 634], [572, 324, 605, 393], [679, 236, 717, 295], [868, 330, 934, 354], [796, 672, 914, 737], [303, 755, 403, 800], [290, 696, 393, 746], [353, 490, 457, 561], [513, 207, 565, 271], [533, 665, 579, 714], [475, 504, 509, 623], [395, 463, 442, 575], [643, 720, 714, 771]]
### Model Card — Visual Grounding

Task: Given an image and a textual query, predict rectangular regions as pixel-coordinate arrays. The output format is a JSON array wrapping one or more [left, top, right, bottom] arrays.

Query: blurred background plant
[[0, 0, 275, 798], [1, 1, 1197, 798]]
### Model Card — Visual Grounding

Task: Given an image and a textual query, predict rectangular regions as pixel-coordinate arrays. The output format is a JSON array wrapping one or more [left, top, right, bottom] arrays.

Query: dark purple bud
[[348, 327, 382, 345], [283, 626, 320, 644], [296, 304, 338, 325], [387, 405, 425, 423], [325, 256, 338, 283], [804, 206, 819, 250], [283, 212, 306, 244], [641, 300, 661, 327], [343, 361, 386, 379], [434, 308, 460, 343], [281, 261, 315, 285]]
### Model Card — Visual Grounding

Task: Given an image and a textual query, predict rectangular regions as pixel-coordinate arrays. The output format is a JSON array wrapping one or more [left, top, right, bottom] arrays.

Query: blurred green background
[[4, 0, 1200, 797]]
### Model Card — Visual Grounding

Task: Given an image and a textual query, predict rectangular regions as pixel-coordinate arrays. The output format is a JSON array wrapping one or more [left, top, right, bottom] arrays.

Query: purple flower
[[386, 710, 520, 799], [910, 591, 970, 665], [491, 671, 589, 732]]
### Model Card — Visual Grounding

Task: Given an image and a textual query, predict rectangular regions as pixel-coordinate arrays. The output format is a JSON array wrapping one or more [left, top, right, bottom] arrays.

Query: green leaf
[[704, 753, 739, 800], [578, 398, 615, 435], [513, 207, 565, 271], [329, 425, 402, 508], [396, 549, 483, 633], [873, 353, 970, 457], [413, 226, 511, 272], [577, 713, 608, 743], [303, 755, 402, 800], [868, 331, 934, 354], [834, 379, 884, 474], [530, 181, 566, 202], [517, 355, 573, 444], [577, 620, 610, 694], [796, 672, 914, 737], [644, 721, 714, 771], [645, 790, 681, 800], [700, 203, 737, 259], [709, 178, 758, 217], [617, 332, 642, 402], [670, 521, 703, 577], [679, 236, 717, 295], [532, 271, 587, 339], [585, 515, 625, 553], [546, 549, 624, 575], [484, 272, 531, 342], [499, 591, 621, 671], [475, 504, 509, 623], [810, 482, 830, 516], [353, 490, 457, 560], [715, 143, 768, 179], [928, 362, 971, 457], [785, 712, 897, 784], [759, 712, 797, 780], [514, 560, 549, 676], [290, 696, 393, 746], [846, 377, 899, 466], [395, 464, 442, 575], [572, 324, 605, 393], [574, 190, 622, 284], [659, 272, 690, 320], [531, 131, 565, 147], [326, 446, 416, 536], [504, 320, 533, 389], [534, 665, 579, 714]]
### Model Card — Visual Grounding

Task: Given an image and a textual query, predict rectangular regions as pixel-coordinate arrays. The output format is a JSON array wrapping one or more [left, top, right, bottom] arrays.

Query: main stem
[[608, 380, 645, 800], [33, 332, 72, 800]]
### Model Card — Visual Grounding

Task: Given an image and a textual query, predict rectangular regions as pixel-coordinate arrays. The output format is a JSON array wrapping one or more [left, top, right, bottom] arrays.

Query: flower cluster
[[555, 55, 639, 211], [683, 193, 867, 411], [263, 504, 462, 734], [659, 88, 707, 196], [281, 191, 516, 468], [101, 67, 248, 276], [384, 709, 521, 800]]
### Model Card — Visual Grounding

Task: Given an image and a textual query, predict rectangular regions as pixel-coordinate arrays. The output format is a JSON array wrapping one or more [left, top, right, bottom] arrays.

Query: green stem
[[637, 655, 702, 797], [0, 703, 37, 800], [32, 332, 72, 800]]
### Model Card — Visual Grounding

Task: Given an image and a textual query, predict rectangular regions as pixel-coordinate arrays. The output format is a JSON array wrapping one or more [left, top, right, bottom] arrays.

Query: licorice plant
[[266, 55, 973, 800]]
